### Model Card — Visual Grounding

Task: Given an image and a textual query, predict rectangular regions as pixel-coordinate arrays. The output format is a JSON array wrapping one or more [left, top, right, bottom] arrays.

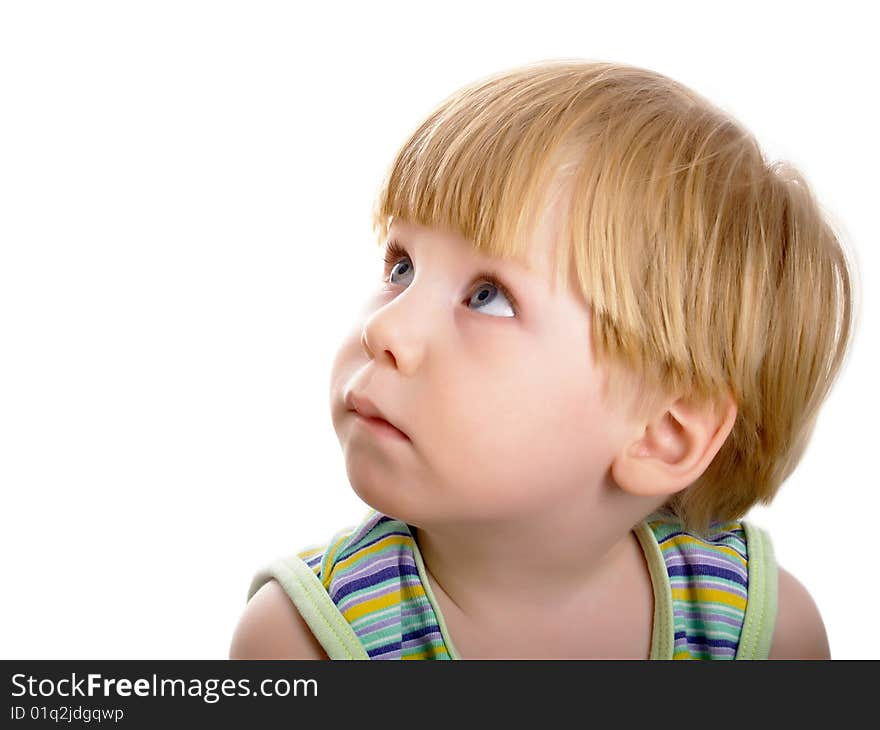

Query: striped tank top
[[246, 507, 778, 660]]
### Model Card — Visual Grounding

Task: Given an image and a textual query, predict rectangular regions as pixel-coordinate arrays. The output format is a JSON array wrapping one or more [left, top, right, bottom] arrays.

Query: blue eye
[[387, 258, 412, 282], [466, 282, 515, 318], [383, 241, 518, 318]]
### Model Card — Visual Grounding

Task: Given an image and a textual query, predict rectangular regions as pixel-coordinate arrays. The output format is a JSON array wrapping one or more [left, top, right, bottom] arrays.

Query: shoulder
[[767, 566, 831, 660], [229, 579, 329, 660]]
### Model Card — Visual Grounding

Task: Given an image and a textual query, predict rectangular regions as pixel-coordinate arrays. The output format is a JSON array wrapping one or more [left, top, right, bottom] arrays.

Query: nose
[[360, 286, 438, 375]]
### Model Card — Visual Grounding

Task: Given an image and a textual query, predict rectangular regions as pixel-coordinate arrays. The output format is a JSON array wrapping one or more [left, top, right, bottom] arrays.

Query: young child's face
[[329, 207, 640, 527]]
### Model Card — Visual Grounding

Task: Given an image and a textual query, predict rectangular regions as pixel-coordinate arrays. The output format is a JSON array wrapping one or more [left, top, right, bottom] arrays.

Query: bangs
[[369, 61, 600, 292]]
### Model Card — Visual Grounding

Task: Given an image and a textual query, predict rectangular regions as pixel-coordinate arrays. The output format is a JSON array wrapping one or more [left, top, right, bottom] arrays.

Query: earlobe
[[611, 390, 738, 499]]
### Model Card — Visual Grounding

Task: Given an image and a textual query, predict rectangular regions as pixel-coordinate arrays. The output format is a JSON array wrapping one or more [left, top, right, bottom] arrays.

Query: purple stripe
[[335, 572, 425, 609], [686, 573, 748, 596], [667, 563, 748, 588], [330, 563, 421, 602], [367, 642, 401, 659], [355, 614, 415, 637], [666, 541, 748, 565], [673, 631, 739, 649], [663, 552, 748, 579], [331, 552, 415, 590], [402, 638, 443, 654], [677, 610, 743, 629], [674, 637, 739, 652], [402, 625, 442, 643], [357, 615, 401, 635]]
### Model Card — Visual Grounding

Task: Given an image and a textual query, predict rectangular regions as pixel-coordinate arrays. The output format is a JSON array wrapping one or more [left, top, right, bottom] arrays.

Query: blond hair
[[369, 59, 860, 537]]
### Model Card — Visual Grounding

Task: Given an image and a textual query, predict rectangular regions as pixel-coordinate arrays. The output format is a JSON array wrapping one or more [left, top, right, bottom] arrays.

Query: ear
[[611, 389, 738, 499]]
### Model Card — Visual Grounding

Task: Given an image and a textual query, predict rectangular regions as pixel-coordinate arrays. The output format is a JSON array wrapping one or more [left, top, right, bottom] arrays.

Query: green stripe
[[678, 623, 741, 641], [360, 625, 406, 649]]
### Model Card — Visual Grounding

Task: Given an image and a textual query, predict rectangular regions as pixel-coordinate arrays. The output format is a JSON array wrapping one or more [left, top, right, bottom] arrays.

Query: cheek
[[426, 359, 614, 511]]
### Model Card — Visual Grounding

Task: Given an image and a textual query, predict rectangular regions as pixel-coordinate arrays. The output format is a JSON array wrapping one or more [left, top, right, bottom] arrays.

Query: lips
[[345, 391, 409, 440]]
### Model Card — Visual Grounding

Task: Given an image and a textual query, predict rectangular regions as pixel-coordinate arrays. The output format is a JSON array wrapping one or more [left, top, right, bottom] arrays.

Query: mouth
[[345, 391, 410, 441], [351, 412, 411, 441]]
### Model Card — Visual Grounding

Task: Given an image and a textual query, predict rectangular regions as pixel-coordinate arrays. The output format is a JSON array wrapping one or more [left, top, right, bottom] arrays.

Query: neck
[[409, 477, 666, 623]]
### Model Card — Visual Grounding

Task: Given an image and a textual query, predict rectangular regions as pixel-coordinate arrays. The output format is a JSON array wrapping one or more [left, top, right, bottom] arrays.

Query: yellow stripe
[[403, 644, 449, 660], [671, 586, 747, 612], [341, 584, 428, 623]]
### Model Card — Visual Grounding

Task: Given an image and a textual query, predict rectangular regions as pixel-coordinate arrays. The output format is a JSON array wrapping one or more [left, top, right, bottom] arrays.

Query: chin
[[344, 464, 405, 521]]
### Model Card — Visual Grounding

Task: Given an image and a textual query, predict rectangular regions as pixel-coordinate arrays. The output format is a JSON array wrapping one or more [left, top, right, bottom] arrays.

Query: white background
[[1, 1, 875, 659]]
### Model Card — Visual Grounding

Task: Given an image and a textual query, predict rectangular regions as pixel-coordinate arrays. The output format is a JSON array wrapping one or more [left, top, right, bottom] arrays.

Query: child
[[230, 59, 856, 660]]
